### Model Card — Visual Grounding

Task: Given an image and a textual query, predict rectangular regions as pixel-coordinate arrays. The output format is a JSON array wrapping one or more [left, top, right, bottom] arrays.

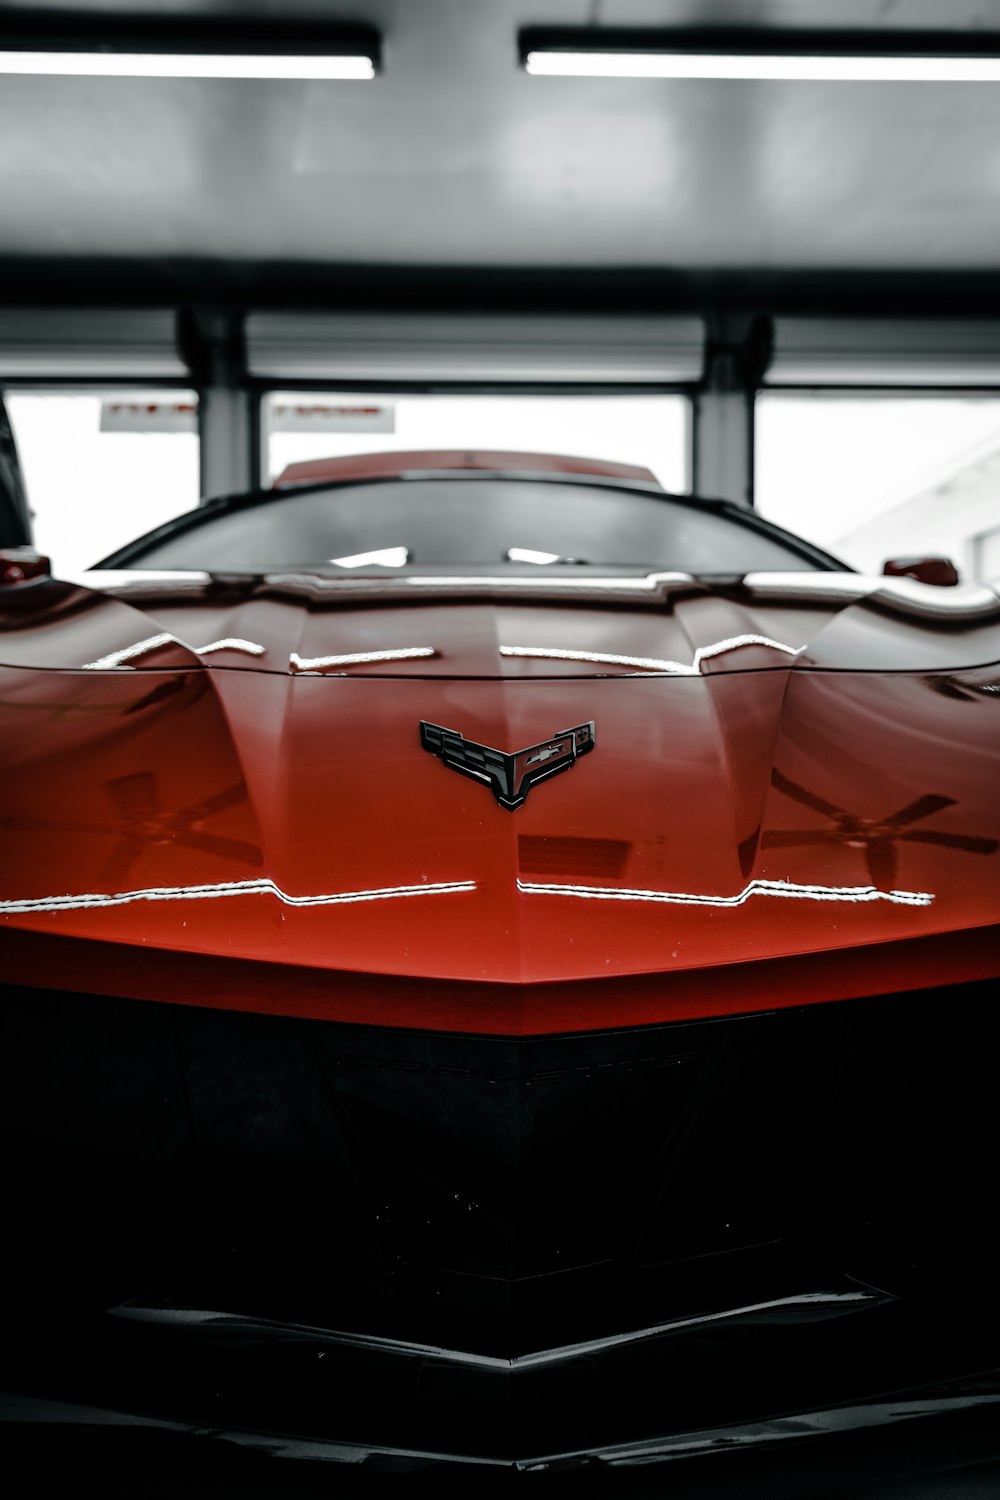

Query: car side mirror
[[881, 555, 959, 587], [0, 547, 50, 587]]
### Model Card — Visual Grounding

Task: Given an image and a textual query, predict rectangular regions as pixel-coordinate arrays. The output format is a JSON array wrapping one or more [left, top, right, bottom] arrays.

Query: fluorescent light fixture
[[520, 27, 1000, 82], [525, 51, 1000, 81], [0, 22, 380, 80], [0, 50, 374, 79]]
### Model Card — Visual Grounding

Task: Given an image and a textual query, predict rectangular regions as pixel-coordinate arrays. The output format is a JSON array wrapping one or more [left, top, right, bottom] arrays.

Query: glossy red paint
[[0, 547, 50, 587], [882, 555, 960, 587], [273, 449, 661, 488], [1, 571, 997, 1033], [2, 922, 996, 1035]]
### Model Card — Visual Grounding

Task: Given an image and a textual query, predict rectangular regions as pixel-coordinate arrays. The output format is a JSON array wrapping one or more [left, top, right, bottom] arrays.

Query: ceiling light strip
[[524, 51, 1000, 82], [0, 51, 375, 79]]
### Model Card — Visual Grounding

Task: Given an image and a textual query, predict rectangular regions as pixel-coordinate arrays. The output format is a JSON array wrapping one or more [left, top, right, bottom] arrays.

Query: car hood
[[1, 566, 1000, 675], [1, 570, 998, 1028]]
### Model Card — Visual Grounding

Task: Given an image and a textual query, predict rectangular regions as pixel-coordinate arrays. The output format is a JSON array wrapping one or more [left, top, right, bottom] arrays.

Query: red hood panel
[[3, 575, 997, 1030], [1, 659, 997, 1006]]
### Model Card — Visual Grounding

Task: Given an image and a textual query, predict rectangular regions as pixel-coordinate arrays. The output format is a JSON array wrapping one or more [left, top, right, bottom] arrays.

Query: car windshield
[[102, 476, 836, 573]]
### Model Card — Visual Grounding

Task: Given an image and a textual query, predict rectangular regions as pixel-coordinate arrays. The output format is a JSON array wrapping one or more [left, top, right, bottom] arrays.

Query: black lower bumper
[[2, 979, 1000, 1477]]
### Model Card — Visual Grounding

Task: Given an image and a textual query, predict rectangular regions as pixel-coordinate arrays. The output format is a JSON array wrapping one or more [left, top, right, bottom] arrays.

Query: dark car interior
[[98, 474, 845, 574]]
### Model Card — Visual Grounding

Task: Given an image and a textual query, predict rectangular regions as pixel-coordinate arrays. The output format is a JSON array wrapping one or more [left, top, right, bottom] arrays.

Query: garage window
[[755, 393, 1000, 582], [5, 390, 199, 574], [264, 392, 690, 495]]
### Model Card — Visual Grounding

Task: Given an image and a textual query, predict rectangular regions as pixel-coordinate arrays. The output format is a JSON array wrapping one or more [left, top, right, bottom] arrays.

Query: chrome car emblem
[[420, 720, 595, 811]]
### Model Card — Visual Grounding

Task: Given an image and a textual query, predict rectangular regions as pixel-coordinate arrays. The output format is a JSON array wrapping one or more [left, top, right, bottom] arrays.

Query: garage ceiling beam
[[4, 264, 1000, 317]]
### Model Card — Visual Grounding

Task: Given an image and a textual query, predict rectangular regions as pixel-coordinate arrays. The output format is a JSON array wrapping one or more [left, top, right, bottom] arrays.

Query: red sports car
[[1, 452, 998, 1487]]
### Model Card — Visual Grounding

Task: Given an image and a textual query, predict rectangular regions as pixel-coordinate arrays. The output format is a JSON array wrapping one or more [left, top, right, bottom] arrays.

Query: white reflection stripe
[[746, 572, 880, 601], [329, 547, 409, 568], [517, 878, 933, 908], [290, 647, 436, 670], [194, 638, 266, 657], [0, 878, 475, 916], [83, 632, 175, 669], [403, 571, 693, 592], [500, 635, 803, 674], [84, 635, 266, 669]]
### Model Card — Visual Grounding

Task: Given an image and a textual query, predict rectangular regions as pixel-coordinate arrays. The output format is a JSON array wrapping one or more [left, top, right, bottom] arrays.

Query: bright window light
[[524, 50, 1000, 82], [0, 50, 375, 80]]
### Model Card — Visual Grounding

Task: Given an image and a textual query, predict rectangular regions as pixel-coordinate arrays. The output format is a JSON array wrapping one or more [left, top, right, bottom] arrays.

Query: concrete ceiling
[[3, 0, 1000, 306]]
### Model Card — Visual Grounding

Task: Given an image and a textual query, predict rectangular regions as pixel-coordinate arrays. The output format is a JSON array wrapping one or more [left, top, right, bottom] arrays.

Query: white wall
[[267, 393, 690, 493], [7, 391, 200, 574], [756, 392, 1000, 578]]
